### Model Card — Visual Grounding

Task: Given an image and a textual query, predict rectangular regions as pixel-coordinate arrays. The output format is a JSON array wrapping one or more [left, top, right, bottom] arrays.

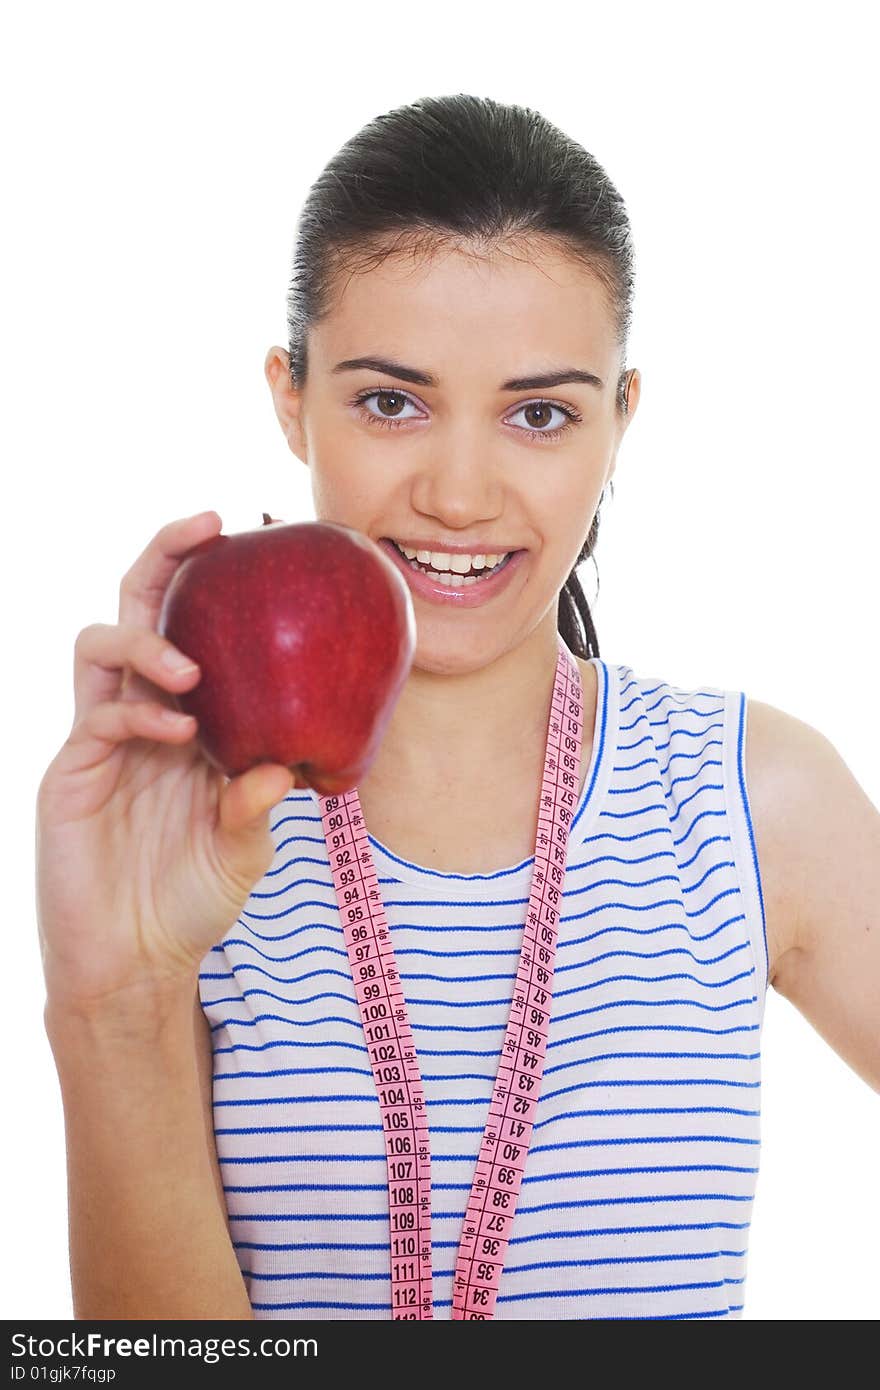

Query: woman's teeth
[[391, 541, 512, 586]]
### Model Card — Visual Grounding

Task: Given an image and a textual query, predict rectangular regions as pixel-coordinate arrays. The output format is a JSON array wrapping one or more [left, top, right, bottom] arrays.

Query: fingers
[[73, 622, 203, 724], [218, 763, 295, 839], [117, 510, 222, 631], [209, 764, 294, 901], [62, 698, 198, 777]]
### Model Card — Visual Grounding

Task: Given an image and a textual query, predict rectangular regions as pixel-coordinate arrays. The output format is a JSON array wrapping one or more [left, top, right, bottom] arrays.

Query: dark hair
[[286, 93, 636, 659]]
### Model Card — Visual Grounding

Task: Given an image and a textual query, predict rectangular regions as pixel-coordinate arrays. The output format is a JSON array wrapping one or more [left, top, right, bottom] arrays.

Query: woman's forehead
[[313, 239, 616, 373]]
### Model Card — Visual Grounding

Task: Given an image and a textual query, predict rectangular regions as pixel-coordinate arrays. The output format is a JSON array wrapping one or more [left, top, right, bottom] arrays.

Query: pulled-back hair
[[286, 93, 636, 658]]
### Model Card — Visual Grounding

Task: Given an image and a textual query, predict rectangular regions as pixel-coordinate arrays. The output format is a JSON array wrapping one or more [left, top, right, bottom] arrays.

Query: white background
[[2, 0, 877, 1321]]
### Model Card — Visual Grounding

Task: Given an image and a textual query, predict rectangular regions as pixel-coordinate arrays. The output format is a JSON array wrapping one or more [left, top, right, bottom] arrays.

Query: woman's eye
[[507, 401, 572, 432], [357, 389, 423, 422]]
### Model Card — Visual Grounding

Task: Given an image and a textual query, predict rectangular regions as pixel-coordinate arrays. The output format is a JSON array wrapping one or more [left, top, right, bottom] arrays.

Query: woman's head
[[266, 93, 640, 670]]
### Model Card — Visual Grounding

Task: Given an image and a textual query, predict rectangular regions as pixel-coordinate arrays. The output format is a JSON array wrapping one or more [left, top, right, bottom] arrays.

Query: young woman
[[35, 94, 880, 1321]]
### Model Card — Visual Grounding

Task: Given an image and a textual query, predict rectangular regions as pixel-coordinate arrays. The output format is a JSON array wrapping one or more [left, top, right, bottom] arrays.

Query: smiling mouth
[[384, 539, 517, 586], [383, 539, 514, 583]]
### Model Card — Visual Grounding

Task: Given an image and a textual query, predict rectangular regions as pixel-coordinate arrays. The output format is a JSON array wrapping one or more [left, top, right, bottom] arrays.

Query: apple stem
[[262, 512, 273, 525]]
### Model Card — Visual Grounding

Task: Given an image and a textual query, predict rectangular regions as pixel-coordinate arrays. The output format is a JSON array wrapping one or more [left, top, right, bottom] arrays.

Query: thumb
[[215, 761, 294, 870]]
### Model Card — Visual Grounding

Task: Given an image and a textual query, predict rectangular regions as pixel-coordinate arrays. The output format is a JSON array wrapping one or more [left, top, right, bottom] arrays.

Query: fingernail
[[162, 648, 199, 673]]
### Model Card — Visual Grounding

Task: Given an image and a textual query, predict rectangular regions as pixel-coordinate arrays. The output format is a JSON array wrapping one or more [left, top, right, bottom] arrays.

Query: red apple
[[157, 514, 416, 794]]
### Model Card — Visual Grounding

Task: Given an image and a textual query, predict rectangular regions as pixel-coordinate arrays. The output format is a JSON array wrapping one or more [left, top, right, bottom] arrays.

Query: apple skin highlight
[[157, 516, 417, 794]]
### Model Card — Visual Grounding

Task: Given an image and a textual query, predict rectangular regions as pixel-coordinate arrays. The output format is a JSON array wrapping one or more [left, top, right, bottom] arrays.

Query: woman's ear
[[622, 367, 641, 422], [264, 346, 308, 464]]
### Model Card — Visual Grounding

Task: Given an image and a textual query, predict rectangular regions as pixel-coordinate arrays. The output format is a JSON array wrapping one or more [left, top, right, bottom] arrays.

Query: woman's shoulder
[[740, 696, 880, 1087], [741, 695, 853, 984]]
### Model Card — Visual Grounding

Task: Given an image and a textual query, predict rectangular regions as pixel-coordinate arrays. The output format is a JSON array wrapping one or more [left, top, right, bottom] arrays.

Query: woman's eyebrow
[[331, 355, 605, 391]]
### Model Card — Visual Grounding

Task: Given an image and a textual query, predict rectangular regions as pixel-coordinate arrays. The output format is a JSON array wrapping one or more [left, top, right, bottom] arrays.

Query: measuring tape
[[318, 641, 583, 1319]]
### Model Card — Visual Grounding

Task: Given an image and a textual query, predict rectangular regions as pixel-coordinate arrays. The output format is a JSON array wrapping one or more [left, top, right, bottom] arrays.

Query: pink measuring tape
[[318, 641, 583, 1319]]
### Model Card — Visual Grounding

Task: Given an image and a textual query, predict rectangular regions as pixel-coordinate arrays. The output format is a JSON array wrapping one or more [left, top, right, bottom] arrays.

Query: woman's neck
[[356, 617, 579, 804], [353, 617, 595, 875]]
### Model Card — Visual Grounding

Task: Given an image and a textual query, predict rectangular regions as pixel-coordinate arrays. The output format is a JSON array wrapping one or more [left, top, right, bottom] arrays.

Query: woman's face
[[265, 235, 639, 675]]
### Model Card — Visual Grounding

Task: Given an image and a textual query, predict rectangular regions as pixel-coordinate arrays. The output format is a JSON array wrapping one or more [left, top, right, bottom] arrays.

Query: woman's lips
[[378, 539, 527, 608]]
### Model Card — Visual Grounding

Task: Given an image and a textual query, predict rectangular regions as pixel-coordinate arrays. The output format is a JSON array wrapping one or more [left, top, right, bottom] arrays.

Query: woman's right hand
[[35, 510, 300, 1014]]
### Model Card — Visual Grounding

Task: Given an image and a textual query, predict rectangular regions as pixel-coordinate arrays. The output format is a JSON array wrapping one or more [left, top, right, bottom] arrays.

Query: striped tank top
[[199, 657, 768, 1320]]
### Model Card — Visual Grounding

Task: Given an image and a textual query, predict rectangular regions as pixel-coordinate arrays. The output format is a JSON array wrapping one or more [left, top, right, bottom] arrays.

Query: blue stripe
[[211, 1022, 758, 1060], [206, 949, 350, 980], [226, 1192, 755, 1221], [498, 1278, 743, 1302], [234, 1222, 752, 1250], [246, 1302, 735, 1315], [234, 877, 745, 923], [241, 1251, 745, 1271], [213, 1105, 759, 1136], [212, 1100, 756, 1134], [514, 1193, 755, 1214], [217, 1137, 758, 1164], [736, 691, 769, 985], [214, 1065, 372, 1082], [214, 1074, 760, 1111], [209, 968, 755, 1020], [558, 917, 748, 950], [247, 1278, 741, 1312], [241, 1250, 746, 1281], [507, 1220, 751, 1242], [223, 1165, 758, 1192], [618, 738, 721, 778], [520, 1164, 758, 1183], [210, 914, 750, 956], [207, 993, 760, 1034], [541, 1049, 760, 1075], [539, 1079, 760, 1102], [651, 1308, 741, 1319], [208, 906, 747, 953], [215, 1048, 759, 1085], [529, 1135, 759, 1153], [211, 994, 761, 1039], [407, 971, 755, 1006], [550, 997, 759, 1022], [394, 942, 750, 982]]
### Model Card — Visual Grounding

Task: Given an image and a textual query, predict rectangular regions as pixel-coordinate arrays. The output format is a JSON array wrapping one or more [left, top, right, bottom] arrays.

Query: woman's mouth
[[378, 538, 527, 608]]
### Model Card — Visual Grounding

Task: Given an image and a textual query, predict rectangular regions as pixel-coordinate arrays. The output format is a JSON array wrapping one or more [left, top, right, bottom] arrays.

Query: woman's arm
[[746, 698, 880, 1092], [46, 978, 254, 1320]]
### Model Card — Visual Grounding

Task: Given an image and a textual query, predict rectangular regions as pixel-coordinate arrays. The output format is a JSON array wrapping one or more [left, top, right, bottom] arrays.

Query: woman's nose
[[409, 429, 504, 527]]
